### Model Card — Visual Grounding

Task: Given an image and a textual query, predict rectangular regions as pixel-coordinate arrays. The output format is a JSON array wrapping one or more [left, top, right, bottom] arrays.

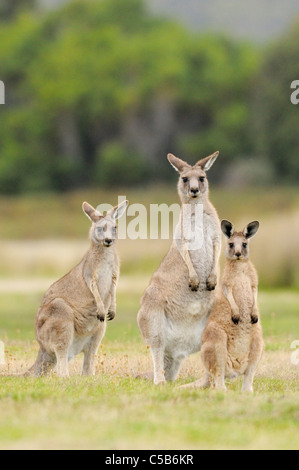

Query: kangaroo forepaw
[[251, 315, 259, 324], [107, 310, 116, 321], [206, 281, 216, 291], [232, 315, 240, 325], [189, 276, 200, 292], [206, 273, 217, 291], [97, 313, 106, 322]]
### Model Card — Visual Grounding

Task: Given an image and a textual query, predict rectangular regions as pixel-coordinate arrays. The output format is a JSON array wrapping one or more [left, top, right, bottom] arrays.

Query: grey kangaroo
[[25, 199, 128, 377], [180, 220, 264, 392], [138, 152, 222, 384]]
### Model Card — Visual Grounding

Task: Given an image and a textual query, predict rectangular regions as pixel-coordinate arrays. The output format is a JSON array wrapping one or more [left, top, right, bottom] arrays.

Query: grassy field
[[0, 187, 298, 450], [0, 285, 298, 450]]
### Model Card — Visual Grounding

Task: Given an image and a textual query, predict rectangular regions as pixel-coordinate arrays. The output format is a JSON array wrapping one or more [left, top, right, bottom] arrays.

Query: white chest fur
[[188, 301, 203, 316], [96, 264, 113, 305]]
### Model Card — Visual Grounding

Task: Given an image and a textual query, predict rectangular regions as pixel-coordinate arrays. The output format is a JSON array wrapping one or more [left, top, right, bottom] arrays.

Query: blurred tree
[[177, 36, 260, 177], [0, 0, 37, 22], [94, 142, 148, 187], [0, 0, 265, 193], [253, 22, 299, 182]]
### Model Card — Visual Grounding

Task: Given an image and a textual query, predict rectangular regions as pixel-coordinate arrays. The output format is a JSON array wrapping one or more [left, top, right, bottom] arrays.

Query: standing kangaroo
[[180, 220, 264, 392], [138, 152, 222, 385], [25, 200, 128, 377]]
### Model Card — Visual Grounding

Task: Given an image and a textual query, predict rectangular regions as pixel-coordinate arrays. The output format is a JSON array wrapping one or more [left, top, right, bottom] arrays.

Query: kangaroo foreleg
[[90, 275, 106, 322], [223, 284, 240, 324], [206, 240, 221, 291], [107, 272, 118, 321]]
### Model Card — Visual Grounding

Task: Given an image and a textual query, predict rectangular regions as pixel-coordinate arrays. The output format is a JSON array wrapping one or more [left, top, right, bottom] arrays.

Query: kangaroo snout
[[190, 188, 200, 198], [104, 238, 113, 247]]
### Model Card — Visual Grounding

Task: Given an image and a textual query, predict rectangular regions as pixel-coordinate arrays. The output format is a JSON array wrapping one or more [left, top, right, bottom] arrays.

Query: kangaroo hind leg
[[37, 299, 74, 378], [164, 355, 184, 382]]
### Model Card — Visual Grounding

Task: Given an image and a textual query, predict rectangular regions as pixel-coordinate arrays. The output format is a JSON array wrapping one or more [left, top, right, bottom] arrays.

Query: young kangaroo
[[138, 152, 222, 385], [25, 200, 129, 377], [180, 220, 264, 392]]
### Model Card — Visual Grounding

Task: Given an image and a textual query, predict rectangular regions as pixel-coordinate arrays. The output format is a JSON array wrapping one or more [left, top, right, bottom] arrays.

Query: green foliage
[[0, 0, 36, 23], [0, 0, 297, 193], [253, 22, 299, 182], [95, 142, 148, 187]]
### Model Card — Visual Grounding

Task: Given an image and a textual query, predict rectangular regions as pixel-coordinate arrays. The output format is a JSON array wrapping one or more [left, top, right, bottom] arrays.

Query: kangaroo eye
[[199, 177, 205, 183], [97, 227, 103, 233], [182, 177, 188, 183], [229, 243, 234, 249], [243, 243, 247, 248]]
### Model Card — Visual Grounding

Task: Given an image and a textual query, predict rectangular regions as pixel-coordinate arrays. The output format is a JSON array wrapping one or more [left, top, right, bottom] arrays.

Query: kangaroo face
[[221, 220, 260, 262], [167, 151, 219, 203], [179, 167, 208, 200], [82, 200, 129, 248], [93, 215, 117, 248], [226, 233, 249, 261]]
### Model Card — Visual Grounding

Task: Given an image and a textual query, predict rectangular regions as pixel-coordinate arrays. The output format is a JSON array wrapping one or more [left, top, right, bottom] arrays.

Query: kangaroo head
[[167, 151, 219, 203], [82, 200, 129, 248], [221, 220, 260, 262]]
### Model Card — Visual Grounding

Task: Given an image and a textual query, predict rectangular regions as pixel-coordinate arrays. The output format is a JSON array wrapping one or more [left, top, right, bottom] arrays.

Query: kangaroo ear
[[221, 220, 234, 239], [243, 221, 260, 239], [112, 200, 129, 220], [82, 202, 102, 222], [167, 154, 190, 173], [196, 151, 219, 171]]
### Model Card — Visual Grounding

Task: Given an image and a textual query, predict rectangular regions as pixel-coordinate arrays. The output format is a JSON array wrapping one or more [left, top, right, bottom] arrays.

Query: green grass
[[0, 377, 297, 450], [0, 186, 298, 449], [0, 288, 298, 450], [259, 291, 299, 350]]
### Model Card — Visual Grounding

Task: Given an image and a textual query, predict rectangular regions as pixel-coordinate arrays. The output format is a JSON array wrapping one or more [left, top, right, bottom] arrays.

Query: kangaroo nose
[[191, 188, 199, 196], [104, 239, 113, 246], [235, 252, 241, 258]]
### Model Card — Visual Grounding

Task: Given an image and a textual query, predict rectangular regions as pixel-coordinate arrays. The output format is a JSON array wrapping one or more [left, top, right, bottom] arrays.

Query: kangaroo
[[180, 220, 264, 392], [25, 199, 128, 377], [138, 152, 222, 385]]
